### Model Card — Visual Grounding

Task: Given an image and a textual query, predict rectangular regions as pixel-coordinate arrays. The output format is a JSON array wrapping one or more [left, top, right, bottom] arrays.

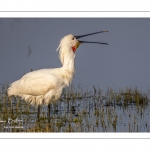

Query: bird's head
[[56, 30, 109, 65], [60, 34, 80, 53], [58, 30, 109, 53]]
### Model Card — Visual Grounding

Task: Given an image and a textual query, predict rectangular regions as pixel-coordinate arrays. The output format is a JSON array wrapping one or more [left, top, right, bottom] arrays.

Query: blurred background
[[0, 18, 150, 91]]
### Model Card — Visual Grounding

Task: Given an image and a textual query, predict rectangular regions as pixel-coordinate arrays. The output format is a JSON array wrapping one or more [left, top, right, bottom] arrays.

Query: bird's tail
[[7, 80, 19, 97]]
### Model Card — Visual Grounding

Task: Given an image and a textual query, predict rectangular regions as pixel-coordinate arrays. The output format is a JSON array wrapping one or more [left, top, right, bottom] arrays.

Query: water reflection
[[0, 86, 150, 132]]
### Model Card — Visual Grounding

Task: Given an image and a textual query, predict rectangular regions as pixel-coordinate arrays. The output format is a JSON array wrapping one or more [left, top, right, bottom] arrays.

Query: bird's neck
[[61, 58, 75, 87], [59, 46, 75, 71], [59, 46, 75, 86], [62, 56, 75, 70]]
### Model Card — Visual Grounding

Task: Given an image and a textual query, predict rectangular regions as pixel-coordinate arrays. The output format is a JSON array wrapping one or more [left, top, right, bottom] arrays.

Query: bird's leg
[[48, 103, 51, 123], [37, 105, 40, 122]]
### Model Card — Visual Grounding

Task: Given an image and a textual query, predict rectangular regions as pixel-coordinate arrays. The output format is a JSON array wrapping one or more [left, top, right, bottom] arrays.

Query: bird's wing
[[10, 69, 63, 96]]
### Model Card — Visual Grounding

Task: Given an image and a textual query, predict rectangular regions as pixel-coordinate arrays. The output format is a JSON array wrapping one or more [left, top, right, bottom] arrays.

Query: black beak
[[78, 41, 109, 45], [74, 30, 109, 45], [74, 30, 108, 39]]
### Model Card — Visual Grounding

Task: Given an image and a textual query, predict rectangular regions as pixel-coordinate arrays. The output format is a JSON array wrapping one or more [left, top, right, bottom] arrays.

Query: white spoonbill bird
[[7, 30, 108, 106]]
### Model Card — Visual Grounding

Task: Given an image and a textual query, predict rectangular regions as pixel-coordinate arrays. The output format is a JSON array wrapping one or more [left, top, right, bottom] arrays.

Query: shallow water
[[0, 87, 150, 132]]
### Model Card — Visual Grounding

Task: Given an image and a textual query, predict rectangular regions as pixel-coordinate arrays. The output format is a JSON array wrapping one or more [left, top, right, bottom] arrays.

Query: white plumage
[[7, 31, 108, 106], [8, 34, 76, 105]]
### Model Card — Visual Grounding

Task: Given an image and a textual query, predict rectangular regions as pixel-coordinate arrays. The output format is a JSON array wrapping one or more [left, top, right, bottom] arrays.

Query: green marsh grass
[[0, 85, 150, 132]]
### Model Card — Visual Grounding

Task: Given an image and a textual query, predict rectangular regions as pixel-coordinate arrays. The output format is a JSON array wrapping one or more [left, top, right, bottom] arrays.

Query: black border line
[[0, 11, 150, 12], [0, 138, 150, 139]]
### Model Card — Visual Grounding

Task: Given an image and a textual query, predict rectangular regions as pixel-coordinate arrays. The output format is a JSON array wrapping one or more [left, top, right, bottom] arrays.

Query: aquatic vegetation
[[0, 85, 150, 132]]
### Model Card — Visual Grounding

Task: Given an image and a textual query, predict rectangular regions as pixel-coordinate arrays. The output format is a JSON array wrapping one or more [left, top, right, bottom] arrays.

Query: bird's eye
[[72, 37, 74, 40]]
